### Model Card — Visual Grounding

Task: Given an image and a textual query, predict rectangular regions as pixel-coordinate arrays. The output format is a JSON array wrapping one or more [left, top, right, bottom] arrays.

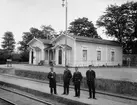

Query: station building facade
[[27, 34, 122, 67]]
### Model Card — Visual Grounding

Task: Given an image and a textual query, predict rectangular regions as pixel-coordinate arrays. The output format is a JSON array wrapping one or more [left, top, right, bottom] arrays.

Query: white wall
[[75, 41, 122, 67], [54, 36, 75, 66], [29, 39, 48, 65]]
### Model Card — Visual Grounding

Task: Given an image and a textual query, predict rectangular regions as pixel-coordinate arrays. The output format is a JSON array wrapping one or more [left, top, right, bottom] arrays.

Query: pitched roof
[[69, 35, 121, 46], [27, 38, 51, 45], [36, 38, 51, 44], [28, 35, 121, 47]]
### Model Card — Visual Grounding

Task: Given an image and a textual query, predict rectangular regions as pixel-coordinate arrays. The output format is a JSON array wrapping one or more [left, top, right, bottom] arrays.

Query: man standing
[[72, 67, 83, 98], [86, 65, 96, 99], [62, 65, 72, 95], [47, 67, 57, 94]]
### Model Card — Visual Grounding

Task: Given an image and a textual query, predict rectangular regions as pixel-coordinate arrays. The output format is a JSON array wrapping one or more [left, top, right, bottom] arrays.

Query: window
[[111, 51, 115, 61], [97, 51, 101, 61], [83, 50, 87, 61]]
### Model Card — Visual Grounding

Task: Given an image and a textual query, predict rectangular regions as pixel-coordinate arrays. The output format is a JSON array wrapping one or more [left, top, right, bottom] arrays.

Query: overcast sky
[[0, 0, 136, 48]]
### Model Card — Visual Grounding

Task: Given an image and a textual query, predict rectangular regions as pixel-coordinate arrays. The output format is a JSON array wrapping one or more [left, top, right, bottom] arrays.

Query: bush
[[15, 70, 48, 80], [0, 50, 7, 64], [12, 53, 21, 62], [20, 51, 29, 62], [0, 68, 12, 73]]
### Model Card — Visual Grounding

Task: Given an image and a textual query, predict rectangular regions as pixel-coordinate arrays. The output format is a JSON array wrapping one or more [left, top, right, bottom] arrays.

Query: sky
[[0, 0, 136, 49]]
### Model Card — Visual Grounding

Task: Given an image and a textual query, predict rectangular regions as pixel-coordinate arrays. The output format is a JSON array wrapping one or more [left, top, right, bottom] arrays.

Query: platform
[[0, 74, 132, 105]]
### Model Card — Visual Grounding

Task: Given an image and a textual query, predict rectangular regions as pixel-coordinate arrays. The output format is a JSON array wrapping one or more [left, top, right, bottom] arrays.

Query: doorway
[[58, 49, 62, 64], [31, 50, 34, 64]]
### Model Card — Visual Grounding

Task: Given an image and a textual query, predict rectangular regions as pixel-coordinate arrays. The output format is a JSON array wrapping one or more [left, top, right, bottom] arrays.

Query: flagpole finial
[[62, 0, 65, 7]]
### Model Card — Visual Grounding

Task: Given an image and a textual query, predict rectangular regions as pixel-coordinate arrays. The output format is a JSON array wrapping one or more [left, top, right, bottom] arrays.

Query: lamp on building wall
[[62, 0, 68, 66]]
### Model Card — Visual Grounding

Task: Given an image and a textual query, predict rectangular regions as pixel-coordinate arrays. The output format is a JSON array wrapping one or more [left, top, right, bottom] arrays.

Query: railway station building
[[27, 34, 122, 67]]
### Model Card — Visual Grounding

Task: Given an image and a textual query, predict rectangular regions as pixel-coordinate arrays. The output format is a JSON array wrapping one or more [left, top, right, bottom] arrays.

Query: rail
[[0, 85, 54, 105], [0, 97, 17, 105]]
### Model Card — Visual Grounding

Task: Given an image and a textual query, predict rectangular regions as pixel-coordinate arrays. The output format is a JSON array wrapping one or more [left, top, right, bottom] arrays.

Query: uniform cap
[[75, 66, 78, 69], [88, 65, 92, 67], [65, 65, 69, 68]]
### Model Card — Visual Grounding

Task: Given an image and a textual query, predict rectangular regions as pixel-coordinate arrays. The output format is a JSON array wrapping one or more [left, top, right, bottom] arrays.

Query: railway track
[[0, 97, 17, 105], [0, 85, 54, 105]]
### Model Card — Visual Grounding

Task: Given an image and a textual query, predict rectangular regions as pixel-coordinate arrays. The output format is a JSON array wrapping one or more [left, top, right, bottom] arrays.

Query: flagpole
[[62, 0, 68, 66]]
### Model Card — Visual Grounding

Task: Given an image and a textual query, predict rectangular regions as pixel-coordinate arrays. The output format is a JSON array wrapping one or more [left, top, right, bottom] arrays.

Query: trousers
[[74, 82, 80, 96], [50, 87, 57, 94], [87, 81, 95, 98], [63, 82, 70, 94]]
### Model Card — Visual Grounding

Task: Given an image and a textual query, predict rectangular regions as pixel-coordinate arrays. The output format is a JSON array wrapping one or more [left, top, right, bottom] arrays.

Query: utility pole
[[62, 0, 68, 66]]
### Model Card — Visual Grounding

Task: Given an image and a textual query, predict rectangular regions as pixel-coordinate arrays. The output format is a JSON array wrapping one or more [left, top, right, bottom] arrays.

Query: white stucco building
[[27, 34, 122, 67]]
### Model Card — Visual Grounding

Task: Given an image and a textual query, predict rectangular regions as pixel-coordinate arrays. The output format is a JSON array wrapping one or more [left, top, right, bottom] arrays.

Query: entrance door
[[58, 49, 62, 64], [31, 50, 34, 64]]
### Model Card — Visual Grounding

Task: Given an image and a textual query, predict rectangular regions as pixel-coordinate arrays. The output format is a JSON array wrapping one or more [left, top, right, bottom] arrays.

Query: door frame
[[31, 50, 34, 64], [58, 49, 62, 65]]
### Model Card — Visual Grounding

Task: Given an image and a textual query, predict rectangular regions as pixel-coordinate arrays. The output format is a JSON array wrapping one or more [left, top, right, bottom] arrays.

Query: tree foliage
[[41, 25, 57, 39], [18, 25, 56, 61], [69, 17, 100, 38], [96, 2, 137, 54], [0, 49, 7, 64], [1, 31, 15, 54], [18, 25, 56, 52]]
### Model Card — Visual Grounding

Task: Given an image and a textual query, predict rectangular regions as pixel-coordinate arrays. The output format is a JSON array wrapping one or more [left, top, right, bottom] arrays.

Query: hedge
[[15, 70, 48, 80], [15, 70, 137, 97], [0, 68, 13, 74]]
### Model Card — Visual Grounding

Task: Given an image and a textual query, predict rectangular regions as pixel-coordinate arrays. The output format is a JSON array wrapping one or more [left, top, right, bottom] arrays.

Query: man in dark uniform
[[86, 65, 96, 99], [62, 65, 72, 95], [47, 67, 57, 94], [72, 67, 83, 98]]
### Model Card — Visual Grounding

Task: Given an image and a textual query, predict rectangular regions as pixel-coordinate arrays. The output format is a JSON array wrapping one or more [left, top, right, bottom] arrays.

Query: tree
[[133, 41, 137, 54], [18, 27, 41, 62], [0, 49, 7, 64], [96, 2, 137, 54], [12, 52, 21, 62], [131, 2, 137, 38], [18, 26, 56, 52], [41, 25, 57, 40], [69, 17, 100, 38], [1, 31, 15, 57], [18, 25, 56, 61]]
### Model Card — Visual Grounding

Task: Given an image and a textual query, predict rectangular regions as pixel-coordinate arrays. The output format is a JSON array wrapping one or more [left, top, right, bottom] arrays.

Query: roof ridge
[[67, 34, 120, 46], [68, 34, 119, 42]]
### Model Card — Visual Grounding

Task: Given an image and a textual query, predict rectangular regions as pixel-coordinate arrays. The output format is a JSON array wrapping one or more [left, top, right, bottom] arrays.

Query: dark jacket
[[47, 72, 56, 88], [72, 71, 83, 84], [63, 69, 72, 83], [86, 70, 96, 82]]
